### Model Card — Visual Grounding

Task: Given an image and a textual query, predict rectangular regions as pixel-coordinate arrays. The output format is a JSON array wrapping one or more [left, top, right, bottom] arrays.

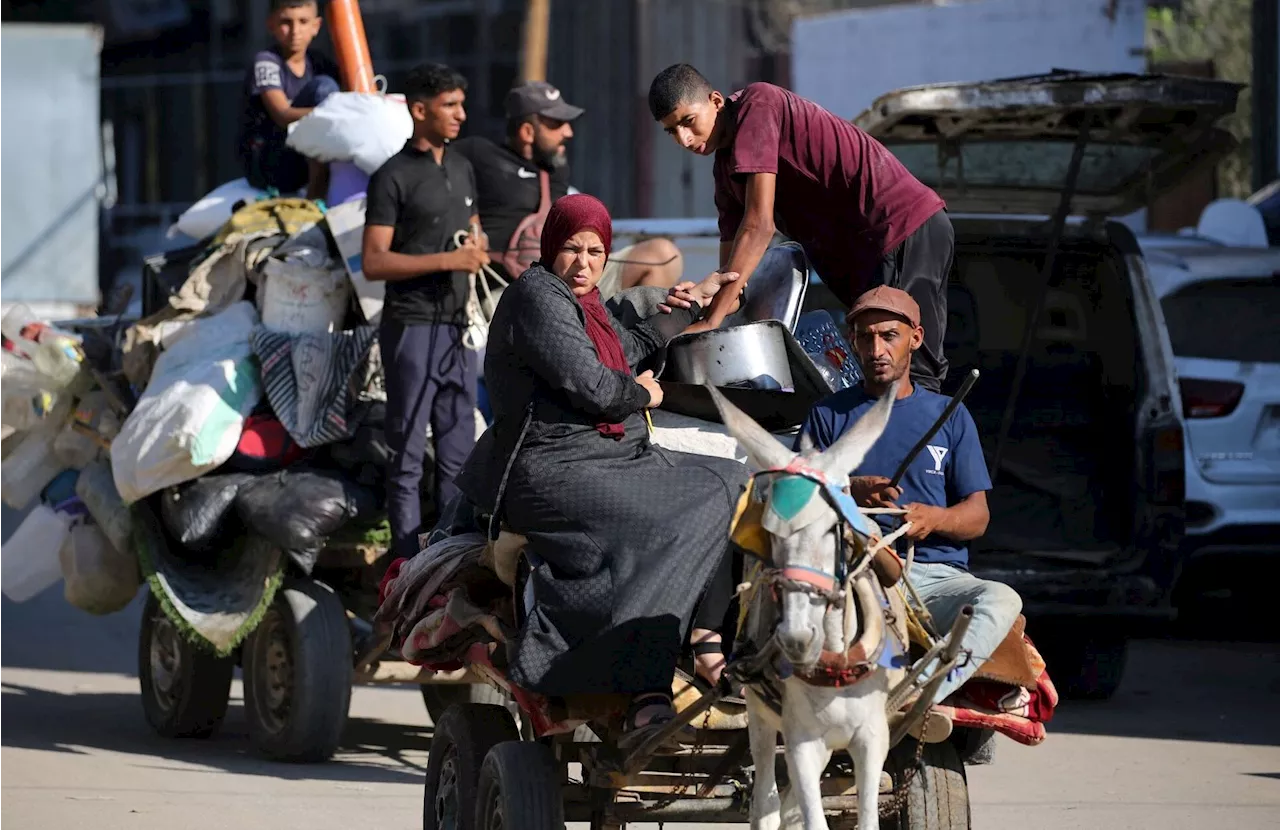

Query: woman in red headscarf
[[455, 194, 746, 744]]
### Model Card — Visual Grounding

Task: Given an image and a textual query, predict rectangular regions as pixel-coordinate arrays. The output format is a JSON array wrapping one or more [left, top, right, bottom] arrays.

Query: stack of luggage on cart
[[0, 90, 447, 654], [0, 136, 418, 658]]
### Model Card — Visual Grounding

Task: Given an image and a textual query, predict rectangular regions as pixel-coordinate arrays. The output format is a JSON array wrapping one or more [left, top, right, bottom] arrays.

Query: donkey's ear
[[707, 385, 794, 471], [815, 380, 896, 479], [799, 431, 815, 453]]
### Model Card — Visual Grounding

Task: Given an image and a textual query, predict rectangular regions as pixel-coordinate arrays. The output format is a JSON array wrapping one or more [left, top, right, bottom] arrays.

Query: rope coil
[[452, 229, 510, 352]]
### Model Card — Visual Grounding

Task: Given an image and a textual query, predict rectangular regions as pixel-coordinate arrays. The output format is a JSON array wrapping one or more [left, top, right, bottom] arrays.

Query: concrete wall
[[549, 0, 753, 219], [792, 0, 1147, 121], [1, 24, 104, 308], [634, 0, 753, 219]]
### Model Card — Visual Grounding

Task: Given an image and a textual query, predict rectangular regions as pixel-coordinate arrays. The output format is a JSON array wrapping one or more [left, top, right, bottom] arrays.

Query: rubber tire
[[242, 579, 353, 762], [882, 739, 970, 830], [1047, 634, 1129, 701], [475, 742, 566, 830], [138, 592, 234, 738], [423, 703, 522, 830], [421, 683, 512, 726]]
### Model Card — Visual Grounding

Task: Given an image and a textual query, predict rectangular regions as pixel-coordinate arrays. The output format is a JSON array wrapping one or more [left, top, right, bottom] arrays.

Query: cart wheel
[[138, 592, 234, 738], [881, 739, 970, 830], [243, 579, 353, 762], [475, 741, 565, 830], [421, 683, 513, 725], [423, 703, 521, 830]]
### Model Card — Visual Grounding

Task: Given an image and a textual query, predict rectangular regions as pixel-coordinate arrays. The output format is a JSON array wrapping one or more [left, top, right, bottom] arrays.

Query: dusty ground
[[3, 579, 1278, 830]]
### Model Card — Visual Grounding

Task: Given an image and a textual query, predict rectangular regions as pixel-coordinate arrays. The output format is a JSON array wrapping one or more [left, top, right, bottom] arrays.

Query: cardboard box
[[325, 198, 384, 324]]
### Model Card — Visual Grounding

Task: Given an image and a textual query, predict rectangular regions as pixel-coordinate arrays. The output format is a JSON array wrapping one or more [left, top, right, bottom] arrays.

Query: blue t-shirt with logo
[[795, 384, 991, 569]]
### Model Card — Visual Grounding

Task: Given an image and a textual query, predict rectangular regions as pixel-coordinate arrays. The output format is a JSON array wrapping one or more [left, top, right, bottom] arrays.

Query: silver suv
[[1139, 236, 1280, 626]]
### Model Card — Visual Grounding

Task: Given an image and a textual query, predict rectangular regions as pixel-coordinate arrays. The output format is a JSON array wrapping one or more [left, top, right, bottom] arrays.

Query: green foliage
[[1148, 0, 1254, 197], [330, 516, 391, 548]]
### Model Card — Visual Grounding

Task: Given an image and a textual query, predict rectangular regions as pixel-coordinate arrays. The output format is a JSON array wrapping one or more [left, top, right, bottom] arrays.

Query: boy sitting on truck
[[237, 0, 340, 196]]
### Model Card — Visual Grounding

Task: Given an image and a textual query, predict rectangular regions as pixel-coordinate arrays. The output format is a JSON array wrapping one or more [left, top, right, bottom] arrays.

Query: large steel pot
[[663, 320, 795, 390]]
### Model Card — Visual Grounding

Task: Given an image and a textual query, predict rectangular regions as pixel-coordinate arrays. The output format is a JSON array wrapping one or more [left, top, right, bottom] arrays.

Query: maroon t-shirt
[[714, 83, 944, 301]]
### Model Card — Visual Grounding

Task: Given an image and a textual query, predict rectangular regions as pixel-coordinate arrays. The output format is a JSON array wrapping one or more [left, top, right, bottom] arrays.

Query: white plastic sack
[[111, 302, 263, 504], [76, 459, 133, 554], [1, 428, 66, 510], [258, 236, 351, 334], [286, 91, 412, 175], [648, 410, 796, 472], [60, 520, 140, 615], [166, 178, 270, 241]]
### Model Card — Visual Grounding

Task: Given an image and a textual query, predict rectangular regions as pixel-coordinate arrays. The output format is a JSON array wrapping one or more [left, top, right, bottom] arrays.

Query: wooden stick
[[888, 368, 979, 488], [520, 0, 551, 82]]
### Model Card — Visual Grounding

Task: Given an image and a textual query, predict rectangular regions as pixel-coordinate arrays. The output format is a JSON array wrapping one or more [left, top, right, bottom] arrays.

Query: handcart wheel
[[423, 703, 521, 830], [242, 578, 353, 762], [474, 741, 565, 830], [421, 683, 513, 725], [138, 591, 234, 738], [881, 738, 969, 830]]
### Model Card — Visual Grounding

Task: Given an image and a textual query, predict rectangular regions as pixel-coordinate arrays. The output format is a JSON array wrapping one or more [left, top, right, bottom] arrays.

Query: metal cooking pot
[[662, 320, 795, 390]]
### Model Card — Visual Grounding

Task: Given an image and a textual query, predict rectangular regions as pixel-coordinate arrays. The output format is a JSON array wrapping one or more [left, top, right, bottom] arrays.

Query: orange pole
[[327, 0, 376, 93]]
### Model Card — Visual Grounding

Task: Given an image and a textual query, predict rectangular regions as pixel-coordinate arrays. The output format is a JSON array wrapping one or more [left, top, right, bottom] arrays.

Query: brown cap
[[846, 285, 921, 328]]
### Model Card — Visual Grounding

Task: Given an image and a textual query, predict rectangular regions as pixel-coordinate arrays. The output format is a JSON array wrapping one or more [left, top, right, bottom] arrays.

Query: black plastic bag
[[235, 468, 379, 573], [322, 401, 392, 490], [159, 473, 254, 551]]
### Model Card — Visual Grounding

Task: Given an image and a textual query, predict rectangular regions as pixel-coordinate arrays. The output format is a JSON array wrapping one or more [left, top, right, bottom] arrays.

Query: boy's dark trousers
[[243, 75, 340, 193], [381, 319, 478, 558], [867, 209, 955, 393]]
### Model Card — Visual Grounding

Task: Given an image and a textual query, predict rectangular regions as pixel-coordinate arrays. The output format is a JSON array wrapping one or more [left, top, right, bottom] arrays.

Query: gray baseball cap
[[504, 81, 584, 122]]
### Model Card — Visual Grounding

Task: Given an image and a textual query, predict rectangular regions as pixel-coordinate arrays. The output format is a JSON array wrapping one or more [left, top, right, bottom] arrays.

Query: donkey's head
[[711, 384, 895, 667]]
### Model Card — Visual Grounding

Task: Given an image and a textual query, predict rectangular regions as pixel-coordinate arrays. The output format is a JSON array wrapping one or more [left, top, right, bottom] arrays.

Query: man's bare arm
[[700, 172, 776, 328], [903, 491, 990, 542], [937, 491, 990, 541], [305, 158, 330, 201], [362, 225, 460, 282]]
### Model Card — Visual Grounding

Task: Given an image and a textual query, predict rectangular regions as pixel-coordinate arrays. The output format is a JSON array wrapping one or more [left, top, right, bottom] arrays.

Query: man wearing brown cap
[[453, 81, 683, 293], [796, 286, 1023, 710]]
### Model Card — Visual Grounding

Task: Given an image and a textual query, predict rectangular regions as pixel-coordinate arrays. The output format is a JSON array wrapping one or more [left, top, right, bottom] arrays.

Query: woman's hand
[[659, 271, 741, 313], [636, 370, 664, 409]]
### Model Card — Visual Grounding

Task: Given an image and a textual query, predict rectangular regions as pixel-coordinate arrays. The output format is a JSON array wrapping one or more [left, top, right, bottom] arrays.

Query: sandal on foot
[[618, 694, 692, 752]]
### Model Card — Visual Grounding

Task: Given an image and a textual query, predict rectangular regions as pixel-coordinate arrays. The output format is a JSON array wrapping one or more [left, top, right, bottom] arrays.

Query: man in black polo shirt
[[362, 63, 489, 558], [453, 80, 683, 296]]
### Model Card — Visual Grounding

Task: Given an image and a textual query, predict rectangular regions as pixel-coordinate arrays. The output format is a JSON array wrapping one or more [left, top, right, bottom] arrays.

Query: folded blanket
[[252, 325, 378, 448], [376, 532, 490, 642]]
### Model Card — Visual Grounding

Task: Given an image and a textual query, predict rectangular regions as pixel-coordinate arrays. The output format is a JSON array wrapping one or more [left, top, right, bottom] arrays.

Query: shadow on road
[[2, 588, 145, 675], [1033, 637, 1280, 747], [5, 493, 1277, 782], [0, 679, 431, 785]]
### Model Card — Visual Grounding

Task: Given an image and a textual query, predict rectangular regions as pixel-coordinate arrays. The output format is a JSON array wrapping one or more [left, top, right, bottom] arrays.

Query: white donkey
[[710, 384, 899, 830]]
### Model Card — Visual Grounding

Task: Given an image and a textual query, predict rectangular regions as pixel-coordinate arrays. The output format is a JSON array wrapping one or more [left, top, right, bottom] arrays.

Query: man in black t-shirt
[[362, 63, 489, 558], [454, 81, 684, 296]]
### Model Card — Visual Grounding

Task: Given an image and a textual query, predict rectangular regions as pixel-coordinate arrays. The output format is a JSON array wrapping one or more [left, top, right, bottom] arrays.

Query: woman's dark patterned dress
[[456, 266, 749, 696]]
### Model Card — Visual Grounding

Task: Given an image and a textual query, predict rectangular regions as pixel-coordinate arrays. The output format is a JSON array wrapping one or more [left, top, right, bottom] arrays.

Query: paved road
[[3, 580, 1278, 830]]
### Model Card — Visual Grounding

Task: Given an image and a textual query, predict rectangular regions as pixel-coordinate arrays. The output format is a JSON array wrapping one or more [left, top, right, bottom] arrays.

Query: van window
[[1160, 278, 1280, 363]]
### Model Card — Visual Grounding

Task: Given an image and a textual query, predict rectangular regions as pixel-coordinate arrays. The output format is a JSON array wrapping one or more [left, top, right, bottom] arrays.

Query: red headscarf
[[540, 194, 629, 440]]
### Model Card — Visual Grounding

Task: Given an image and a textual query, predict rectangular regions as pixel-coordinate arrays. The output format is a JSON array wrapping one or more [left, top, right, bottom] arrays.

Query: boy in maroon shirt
[[649, 64, 953, 392]]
